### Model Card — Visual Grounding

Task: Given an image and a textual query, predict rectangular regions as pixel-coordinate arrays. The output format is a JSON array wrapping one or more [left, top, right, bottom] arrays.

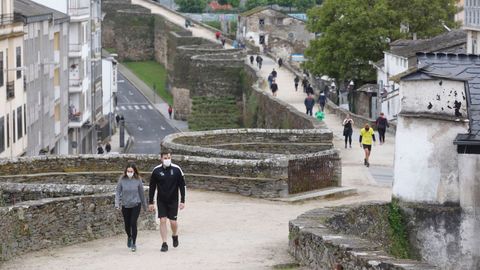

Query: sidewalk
[[118, 63, 189, 132], [249, 55, 395, 194]]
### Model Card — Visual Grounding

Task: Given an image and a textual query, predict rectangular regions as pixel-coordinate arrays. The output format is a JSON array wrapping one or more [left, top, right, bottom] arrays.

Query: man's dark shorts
[[157, 200, 179, 220], [363, 144, 372, 151]]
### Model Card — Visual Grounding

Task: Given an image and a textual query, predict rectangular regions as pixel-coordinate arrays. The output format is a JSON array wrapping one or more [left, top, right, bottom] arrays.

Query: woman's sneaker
[[131, 245, 136, 252], [127, 237, 132, 248]]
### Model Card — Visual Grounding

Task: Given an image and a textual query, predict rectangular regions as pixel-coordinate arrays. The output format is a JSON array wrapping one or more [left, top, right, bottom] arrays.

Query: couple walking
[[115, 151, 186, 252]]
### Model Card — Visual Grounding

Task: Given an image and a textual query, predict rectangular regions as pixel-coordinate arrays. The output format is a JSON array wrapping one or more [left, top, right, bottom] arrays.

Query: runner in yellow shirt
[[359, 124, 376, 167]]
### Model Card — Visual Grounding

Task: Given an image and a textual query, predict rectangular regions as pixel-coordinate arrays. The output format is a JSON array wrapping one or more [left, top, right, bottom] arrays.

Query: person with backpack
[[304, 93, 315, 116]]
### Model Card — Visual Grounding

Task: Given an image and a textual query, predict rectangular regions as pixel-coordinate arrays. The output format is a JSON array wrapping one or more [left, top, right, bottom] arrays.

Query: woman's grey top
[[115, 176, 147, 210]]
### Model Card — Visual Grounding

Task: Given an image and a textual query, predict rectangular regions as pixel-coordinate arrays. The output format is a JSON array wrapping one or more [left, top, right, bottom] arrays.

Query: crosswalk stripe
[[141, 105, 147, 110], [134, 105, 140, 110], [121, 106, 126, 110], [148, 105, 153, 109], [127, 105, 133, 110]]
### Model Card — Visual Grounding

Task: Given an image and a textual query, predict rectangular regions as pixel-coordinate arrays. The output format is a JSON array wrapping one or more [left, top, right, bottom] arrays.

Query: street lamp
[[348, 80, 354, 112]]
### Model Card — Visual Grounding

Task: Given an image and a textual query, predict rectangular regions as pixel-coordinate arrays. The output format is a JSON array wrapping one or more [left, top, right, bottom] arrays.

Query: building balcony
[[69, 78, 83, 93], [68, 1, 90, 23], [68, 109, 91, 128], [68, 44, 83, 58], [464, 6, 480, 29], [0, 13, 13, 25], [6, 81, 14, 100]]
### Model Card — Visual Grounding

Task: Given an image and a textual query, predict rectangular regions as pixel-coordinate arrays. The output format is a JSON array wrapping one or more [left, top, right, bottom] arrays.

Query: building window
[[6, 113, 9, 147], [0, 116, 4, 154], [17, 106, 22, 140], [259, 35, 265, 45], [0, 51, 3, 87], [16, 46, 21, 79], [12, 110, 15, 143], [259, 18, 265, 28]]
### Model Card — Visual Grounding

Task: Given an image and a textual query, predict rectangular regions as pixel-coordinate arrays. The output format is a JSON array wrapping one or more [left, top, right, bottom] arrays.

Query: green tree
[[304, 0, 457, 86], [294, 0, 316, 12], [175, 0, 207, 13], [245, 0, 266, 10], [276, 0, 294, 11]]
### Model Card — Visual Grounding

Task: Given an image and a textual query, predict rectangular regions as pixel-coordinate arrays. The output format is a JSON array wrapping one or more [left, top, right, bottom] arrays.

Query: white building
[[373, 30, 466, 121], [100, 56, 117, 139], [32, 0, 102, 154], [464, 0, 480, 53], [0, 0, 28, 158]]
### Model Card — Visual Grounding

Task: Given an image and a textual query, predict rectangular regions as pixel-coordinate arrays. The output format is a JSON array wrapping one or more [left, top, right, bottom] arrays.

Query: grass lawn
[[123, 60, 172, 105]]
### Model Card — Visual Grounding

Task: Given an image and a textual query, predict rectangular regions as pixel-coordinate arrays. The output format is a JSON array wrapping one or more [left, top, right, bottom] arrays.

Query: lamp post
[[348, 80, 354, 112], [331, 81, 337, 105]]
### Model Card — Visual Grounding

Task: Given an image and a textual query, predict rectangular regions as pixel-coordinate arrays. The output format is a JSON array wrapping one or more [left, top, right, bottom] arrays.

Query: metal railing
[[6, 81, 14, 99], [0, 13, 14, 25]]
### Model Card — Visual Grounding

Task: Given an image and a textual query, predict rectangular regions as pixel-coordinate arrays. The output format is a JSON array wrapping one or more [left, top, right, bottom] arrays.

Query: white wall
[[101, 59, 115, 116], [393, 79, 469, 204]]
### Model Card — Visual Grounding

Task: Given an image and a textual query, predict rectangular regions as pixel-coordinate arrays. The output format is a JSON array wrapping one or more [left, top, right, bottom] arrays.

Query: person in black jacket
[[375, 112, 389, 144], [149, 151, 186, 252], [304, 93, 315, 116]]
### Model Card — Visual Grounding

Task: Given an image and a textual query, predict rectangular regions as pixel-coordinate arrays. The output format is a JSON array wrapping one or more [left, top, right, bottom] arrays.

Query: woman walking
[[342, 114, 354, 148], [115, 163, 148, 252], [375, 112, 389, 144]]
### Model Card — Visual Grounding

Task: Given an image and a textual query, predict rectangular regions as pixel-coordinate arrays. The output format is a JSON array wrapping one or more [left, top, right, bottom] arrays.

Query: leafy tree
[[276, 0, 294, 11], [218, 0, 240, 7], [245, 0, 266, 10], [304, 0, 457, 86], [175, 0, 207, 13], [294, 0, 316, 12]]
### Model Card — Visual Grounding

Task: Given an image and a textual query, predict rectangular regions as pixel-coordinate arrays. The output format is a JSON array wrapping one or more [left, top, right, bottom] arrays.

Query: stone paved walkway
[[2, 2, 394, 269]]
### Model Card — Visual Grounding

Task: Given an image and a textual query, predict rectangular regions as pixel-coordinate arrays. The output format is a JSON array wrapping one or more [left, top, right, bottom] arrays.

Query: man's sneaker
[[366, 161, 370, 167], [161, 242, 168, 252], [364, 159, 367, 165], [172, 235, 179, 248], [131, 245, 136, 252], [127, 237, 132, 248]]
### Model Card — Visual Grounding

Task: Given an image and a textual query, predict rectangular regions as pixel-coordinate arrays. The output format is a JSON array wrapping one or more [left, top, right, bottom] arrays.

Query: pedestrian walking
[[342, 114, 354, 148], [294, 75, 299, 91], [105, 142, 112, 153], [267, 73, 273, 88], [249, 55, 254, 65], [256, 55, 263, 69], [304, 93, 315, 116], [97, 143, 104, 154], [302, 76, 308, 93], [215, 31, 221, 40], [115, 163, 147, 252], [318, 92, 326, 112], [271, 68, 277, 78], [148, 151, 186, 252], [115, 114, 120, 124], [270, 80, 278, 96], [375, 112, 389, 144], [168, 105, 173, 119], [278, 58, 283, 68], [359, 124, 376, 167], [221, 37, 226, 47], [306, 83, 314, 95]]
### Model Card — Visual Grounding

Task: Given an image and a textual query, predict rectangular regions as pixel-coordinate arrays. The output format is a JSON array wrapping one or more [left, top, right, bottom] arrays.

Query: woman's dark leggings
[[344, 134, 352, 146], [122, 204, 141, 244], [378, 128, 386, 143]]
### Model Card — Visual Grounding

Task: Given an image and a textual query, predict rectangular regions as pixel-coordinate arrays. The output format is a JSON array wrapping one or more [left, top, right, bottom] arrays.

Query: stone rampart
[[289, 205, 439, 269]]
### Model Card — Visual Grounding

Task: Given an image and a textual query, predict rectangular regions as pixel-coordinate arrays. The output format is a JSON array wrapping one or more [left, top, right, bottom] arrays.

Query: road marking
[[134, 105, 140, 110], [121, 106, 126, 110], [161, 126, 165, 130], [127, 105, 133, 110], [141, 105, 147, 110], [148, 105, 154, 110]]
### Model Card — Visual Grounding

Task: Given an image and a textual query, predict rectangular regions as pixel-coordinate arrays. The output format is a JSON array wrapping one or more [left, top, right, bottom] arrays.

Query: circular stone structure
[[161, 128, 341, 197]]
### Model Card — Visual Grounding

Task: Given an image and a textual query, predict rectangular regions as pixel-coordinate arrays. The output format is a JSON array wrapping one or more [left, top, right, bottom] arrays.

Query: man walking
[[318, 92, 326, 112], [359, 124, 376, 167], [294, 75, 299, 91], [249, 55, 254, 65], [375, 112, 389, 144], [304, 93, 315, 116], [256, 55, 263, 69], [149, 152, 186, 252]]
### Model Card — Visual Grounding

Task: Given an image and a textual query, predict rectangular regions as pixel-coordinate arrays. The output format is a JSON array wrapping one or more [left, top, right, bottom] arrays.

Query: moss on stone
[[388, 199, 411, 259]]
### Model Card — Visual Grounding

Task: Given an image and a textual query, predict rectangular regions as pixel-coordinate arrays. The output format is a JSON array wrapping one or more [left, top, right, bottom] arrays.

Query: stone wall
[[289, 206, 439, 269]]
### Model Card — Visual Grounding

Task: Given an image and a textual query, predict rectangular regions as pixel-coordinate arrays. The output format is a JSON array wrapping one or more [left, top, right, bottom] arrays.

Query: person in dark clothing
[[278, 58, 283, 67], [168, 105, 173, 119], [249, 55, 254, 65], [97, 144, 104, 154], [256, 55, 263, 69], [375, 112, 389, 144], [304, 93, 315, 116], [105, 142, 111, 153], [115, 114, 120, 124], [342, 114, 354, 148], [318, 92, 327, 112], [115, 163, 147, 252], [271, 68, 277, 78], [294, 75, 300, 91], [270, 80, 278, 96], [302, 77, 309, 93], [267, 73, 273, 88], [221, 37, 226, 47], [306, 83, 314, 95], [149, 152, 186, 252]]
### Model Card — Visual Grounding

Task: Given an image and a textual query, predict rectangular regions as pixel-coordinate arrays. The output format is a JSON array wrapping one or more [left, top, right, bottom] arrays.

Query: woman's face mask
[[126, 172, 134, 178]]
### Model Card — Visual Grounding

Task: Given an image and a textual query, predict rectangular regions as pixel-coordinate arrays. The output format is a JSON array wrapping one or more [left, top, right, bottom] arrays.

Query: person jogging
[[115, 163, 147, 252], [359, 124, 376, 167], [375, 112, 389, 144], [149, 152, 186, 252]]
